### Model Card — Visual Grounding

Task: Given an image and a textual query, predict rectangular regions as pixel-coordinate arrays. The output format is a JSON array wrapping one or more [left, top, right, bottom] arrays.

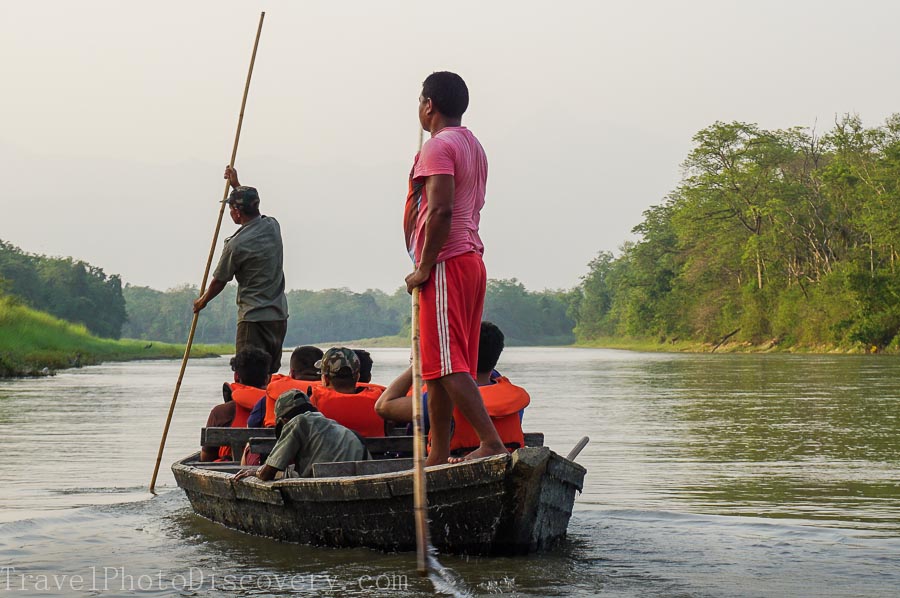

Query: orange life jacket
[[264, 374, 322, 428], [218, 382, 266, 459], [311, 385, 386, 438], [450, 377, 530, 452]]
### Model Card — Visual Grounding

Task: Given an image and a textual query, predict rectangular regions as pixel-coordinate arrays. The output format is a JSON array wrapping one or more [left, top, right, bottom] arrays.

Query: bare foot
[[425, 452, 449, 467], [449, 443, 508, 464]]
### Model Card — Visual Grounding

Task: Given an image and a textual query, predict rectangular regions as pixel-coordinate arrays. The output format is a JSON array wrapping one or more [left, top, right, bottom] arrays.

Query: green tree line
[[568, 115, 900, 350], [0, 240, 127, 338], [122, 279, 575, 346]]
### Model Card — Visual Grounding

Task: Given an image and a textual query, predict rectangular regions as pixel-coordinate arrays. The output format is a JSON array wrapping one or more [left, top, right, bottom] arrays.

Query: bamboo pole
[[410, 125, 430, 575], [149, 12, 266, 494], [410, 286, 431, 575]]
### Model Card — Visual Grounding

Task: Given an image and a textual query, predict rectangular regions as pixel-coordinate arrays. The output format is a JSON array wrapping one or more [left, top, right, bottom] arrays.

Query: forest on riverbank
[[571, 115, 900, 352], [0, 239, 574, 377], [5, 113, 900, 365], [122, 278, 575, 347]]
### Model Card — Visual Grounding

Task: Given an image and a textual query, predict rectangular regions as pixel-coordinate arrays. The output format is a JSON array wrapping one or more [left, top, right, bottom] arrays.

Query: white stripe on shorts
[[435, 262, 451, 376]]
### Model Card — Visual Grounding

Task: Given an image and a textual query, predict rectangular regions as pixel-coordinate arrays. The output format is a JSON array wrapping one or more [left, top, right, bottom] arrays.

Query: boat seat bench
[[201, 427, 544, 459]]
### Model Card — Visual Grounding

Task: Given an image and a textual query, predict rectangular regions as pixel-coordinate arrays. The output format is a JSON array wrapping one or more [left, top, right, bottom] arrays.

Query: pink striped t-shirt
[[407, 126, 488, 265]]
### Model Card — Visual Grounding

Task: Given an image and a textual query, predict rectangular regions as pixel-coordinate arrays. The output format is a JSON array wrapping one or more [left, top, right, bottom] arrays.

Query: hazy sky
[[3, 1, 899, 293]]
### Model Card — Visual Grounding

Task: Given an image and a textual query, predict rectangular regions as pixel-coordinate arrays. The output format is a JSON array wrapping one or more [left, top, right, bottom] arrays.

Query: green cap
[[316, 347, 360, 378], [226, 186, 260, 209], [274, 389, 313, 420]]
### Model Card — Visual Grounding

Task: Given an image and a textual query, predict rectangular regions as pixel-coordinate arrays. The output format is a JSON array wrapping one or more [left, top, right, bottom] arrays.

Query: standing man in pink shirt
[[403, 71, 507, 465]]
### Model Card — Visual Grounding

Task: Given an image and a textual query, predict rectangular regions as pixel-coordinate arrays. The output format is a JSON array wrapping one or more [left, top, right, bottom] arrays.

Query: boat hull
[[172, 447, 585, 556]]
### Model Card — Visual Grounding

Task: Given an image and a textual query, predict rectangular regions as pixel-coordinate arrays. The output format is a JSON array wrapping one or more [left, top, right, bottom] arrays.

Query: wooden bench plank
[[205, 428, 544, 452], [248, 435, 414, 455], [524, 432, 544, 447], [201, 427, 275, 447], [310, 458, 414, 478]]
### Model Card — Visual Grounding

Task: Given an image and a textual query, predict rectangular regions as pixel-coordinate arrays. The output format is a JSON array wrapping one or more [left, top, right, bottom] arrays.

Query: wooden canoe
[[172, 432, 586, 556]]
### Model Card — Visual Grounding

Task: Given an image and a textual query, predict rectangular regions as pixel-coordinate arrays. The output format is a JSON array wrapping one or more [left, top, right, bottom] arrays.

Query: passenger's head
[[317, 347, 360, 390], [290, 345, 324, 378], [353, 349, 373, 383], [230, 347, 271, 388], [477, 321, 505, 374], [226, 186, 261, 220], [273, 389, 318, 437]]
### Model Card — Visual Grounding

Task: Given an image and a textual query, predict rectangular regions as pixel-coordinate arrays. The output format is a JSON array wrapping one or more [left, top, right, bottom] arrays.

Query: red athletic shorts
[[419, 252, 486, 380]]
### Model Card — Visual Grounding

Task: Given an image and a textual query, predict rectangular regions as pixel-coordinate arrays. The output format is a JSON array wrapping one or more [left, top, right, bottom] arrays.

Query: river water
[[0, 348, 898, 597]]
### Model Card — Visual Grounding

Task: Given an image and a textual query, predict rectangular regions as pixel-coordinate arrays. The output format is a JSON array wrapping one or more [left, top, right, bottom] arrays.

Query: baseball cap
[[315, 347, 360, 378], [274, 389, 313, 420], [226, 186, 260, 209]]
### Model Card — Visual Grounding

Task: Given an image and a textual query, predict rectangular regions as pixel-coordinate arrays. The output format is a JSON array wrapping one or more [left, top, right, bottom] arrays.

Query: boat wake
[[427, 552, 474, 598]]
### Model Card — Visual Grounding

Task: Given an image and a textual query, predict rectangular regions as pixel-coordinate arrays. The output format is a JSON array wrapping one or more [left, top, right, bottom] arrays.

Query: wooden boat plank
[[173, 464, 236, 501], [275, 476, 394, 502], [386, 455, 510, 496], [234, 478, 285, 506]]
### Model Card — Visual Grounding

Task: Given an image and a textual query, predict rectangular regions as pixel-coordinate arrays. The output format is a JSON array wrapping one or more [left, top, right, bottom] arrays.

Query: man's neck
[[237, 214, 260, 226], [429, 116, 462, 137], [326, 379, 359, 394]]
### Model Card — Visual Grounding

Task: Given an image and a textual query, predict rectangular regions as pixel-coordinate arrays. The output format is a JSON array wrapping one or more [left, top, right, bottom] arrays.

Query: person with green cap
[[308, 347, 386, 438], [234, 388, 369, 481], [193, 165, 289, 373]]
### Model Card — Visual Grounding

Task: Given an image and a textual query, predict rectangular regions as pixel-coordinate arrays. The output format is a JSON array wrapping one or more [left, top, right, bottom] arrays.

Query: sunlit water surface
[[1, 348, 898, 596]]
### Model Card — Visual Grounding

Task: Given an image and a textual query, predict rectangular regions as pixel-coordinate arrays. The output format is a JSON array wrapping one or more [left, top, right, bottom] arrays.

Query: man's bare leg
[[440, 372, 507, 461], [425, 379, 454, 466]]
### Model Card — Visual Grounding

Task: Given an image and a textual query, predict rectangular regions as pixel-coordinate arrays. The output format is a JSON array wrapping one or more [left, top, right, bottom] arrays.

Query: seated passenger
[[200, 385, 236, 462], [353, 349, 387, 391], [263, 345, 324, 428], [234, 389, 369, 480], [310, 347, 386, 437], [200, 347, 271, 462], [376, 321, 529, 454]]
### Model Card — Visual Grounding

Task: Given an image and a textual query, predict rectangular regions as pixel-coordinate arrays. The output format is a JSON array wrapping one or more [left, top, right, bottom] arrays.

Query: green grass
[[0, 296, 226, 377], [575, 335, 876, 354]]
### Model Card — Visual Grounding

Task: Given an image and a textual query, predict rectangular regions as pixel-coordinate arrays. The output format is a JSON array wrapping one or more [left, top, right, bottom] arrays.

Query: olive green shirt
[[213, 215, 288, 323], [266, 412, 369, 478]]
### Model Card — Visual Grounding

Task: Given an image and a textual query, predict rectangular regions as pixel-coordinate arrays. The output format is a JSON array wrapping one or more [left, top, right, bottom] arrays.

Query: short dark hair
[[353, 349, 373, 383], [290, 345, 323, 375], [422, 71, 469, 119], [230, 347, 271, 388], [477, 321, 504, 374], [328, 367, 356, 382], [236, 204, 260, 217]]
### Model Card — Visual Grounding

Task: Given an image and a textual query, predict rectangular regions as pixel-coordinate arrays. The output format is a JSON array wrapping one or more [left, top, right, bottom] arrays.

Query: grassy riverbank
[[576, 336, 879, 354], [0, 296, 228, 377], [324, 334, 409, 348]]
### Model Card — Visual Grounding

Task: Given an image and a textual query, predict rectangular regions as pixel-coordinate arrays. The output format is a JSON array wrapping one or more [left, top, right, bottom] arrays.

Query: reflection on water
[[1, 348, 899, 596]]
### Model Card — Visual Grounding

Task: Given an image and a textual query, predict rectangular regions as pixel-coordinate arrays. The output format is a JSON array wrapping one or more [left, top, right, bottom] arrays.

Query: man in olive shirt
[[194, 166, 288, 373], [234, 389, 369, 481]]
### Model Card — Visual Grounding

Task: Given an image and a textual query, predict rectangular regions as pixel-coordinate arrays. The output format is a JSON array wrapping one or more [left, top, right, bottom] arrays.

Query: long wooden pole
[[411, 125, 430, 575], [149, 12, 266, 494], [410, 286, 431, 575]]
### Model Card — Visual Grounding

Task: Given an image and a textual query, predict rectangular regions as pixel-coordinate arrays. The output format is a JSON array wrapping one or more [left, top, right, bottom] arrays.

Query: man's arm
[[193, 278, 227, 313], [375, 366, 414, 423], [405, 174, 454, 293]]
